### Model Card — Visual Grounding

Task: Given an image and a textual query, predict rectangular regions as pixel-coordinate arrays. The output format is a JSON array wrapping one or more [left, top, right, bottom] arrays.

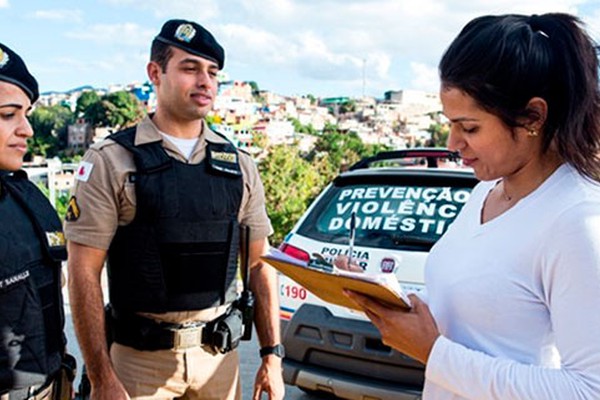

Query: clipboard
[[262, 248, 412, 311]]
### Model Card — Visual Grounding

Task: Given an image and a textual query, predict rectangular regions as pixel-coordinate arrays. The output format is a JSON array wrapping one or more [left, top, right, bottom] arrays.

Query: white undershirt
[[423, 164, 600, 399], [159, 132, 199, 160]]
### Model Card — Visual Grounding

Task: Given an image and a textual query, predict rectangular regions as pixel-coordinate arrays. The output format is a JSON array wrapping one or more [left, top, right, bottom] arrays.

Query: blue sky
[[1, 0, 599, 98]]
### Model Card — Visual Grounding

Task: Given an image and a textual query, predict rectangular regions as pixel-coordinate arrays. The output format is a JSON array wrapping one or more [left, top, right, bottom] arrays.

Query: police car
[[277, 149, 478, 400]]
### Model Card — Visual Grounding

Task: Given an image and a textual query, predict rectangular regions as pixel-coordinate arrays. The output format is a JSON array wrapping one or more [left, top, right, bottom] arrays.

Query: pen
[[347, 211, 356, 267]]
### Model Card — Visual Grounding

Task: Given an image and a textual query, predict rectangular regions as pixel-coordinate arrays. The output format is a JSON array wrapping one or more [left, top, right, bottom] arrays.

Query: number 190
[[281, 284, 307, 299]]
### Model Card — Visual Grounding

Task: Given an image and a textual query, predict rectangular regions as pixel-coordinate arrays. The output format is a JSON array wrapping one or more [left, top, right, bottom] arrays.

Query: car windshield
[[297, 181, 473, 251]]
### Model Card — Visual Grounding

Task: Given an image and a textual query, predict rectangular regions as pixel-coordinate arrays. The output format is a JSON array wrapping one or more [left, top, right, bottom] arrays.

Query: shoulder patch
[[65, 196, 80, 222], [75, 161, 94, 182], [46, 231, 65, 247], [90, 136, 122, 151]]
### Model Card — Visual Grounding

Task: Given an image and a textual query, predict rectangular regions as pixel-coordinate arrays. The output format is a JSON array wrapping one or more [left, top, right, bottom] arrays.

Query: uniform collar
[[203, 124, 231, 144], [134, 115, 166, 146], [133, 115, 228, 146]]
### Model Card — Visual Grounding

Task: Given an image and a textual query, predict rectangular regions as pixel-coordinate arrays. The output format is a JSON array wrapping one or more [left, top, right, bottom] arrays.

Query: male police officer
[[0, 43, 74, 400], [65, 20, 284, 400]]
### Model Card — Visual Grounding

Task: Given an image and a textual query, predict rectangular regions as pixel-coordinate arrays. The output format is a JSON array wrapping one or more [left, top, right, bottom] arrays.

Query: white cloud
[[30, 9, 83, 23], [208, 0, 600, 97], [11, 0, 600, 95], [34, 50, 148, 91], [367, 52, 392, 80], [101, 0, 220, 21], [65, 23, 155, 47], [582, 8, 600, 41], [218, 24, 291, 65], [0, 0, 8, 8], [239, 0, 295, 18], [409, 62, 439, 93], [219, 24, 368, 82]]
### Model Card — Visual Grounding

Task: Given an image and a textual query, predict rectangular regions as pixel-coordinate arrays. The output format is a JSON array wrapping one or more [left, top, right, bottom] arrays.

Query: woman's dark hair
[[439, 13, 600, 181], [150, 39, 173, 72]]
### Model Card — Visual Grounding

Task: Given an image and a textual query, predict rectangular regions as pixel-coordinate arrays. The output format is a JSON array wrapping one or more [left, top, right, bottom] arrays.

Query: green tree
[[288, 117, 318, 136], [81, 100, 105, 127], [288, 117, 311, 135], [103, 91, 144, 130], [258, 144, 327, 246], [339, 99, 356, 114], [426, 123, 449, 147], [76, 90, 101, 117], [313, 124, 365, 167], [252, 132, 268, 150], [36, 183, 70, 221], [28, 105, 75, 157], [82, 90, 144, 130], [205, 115, 219, 125], [309, 123, 391, 182], [247, 81, 259, 95]]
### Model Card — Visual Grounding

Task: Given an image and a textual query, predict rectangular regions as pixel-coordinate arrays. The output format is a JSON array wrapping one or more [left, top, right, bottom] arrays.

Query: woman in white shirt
[[342, 13, 600, 399]]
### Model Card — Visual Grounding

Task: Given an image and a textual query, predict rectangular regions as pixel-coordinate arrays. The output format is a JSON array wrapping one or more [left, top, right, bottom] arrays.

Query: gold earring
[[528, 129, 538, 137]]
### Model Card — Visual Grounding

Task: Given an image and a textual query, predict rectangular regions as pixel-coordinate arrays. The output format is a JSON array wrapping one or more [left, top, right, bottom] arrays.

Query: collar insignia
[[211, 151, 237, 163], [175, 24, 196, 43]]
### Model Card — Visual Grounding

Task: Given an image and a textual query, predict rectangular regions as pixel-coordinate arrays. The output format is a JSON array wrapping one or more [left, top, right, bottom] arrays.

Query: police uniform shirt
[[64, 116, 273, 323]]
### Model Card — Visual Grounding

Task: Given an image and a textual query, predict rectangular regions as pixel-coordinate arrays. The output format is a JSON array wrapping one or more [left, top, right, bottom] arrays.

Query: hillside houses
[[37, 79, 442, 155]]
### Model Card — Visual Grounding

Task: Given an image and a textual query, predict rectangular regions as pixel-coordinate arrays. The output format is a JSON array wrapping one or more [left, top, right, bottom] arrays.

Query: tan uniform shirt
[[64, 115, 273, 323]]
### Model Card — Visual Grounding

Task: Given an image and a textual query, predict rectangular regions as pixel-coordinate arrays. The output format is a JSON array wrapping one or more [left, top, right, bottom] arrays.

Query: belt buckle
[[34, 381, 54, 400], [23, 380, 54, 400], [172, 325, 204, 349]]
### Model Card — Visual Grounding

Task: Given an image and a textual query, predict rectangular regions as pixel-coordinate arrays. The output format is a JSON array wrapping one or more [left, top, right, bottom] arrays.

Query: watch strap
[[259, 344, 285, 358]]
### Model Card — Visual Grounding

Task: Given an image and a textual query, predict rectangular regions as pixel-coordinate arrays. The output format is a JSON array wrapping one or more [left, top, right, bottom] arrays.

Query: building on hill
[[129, 82, 156, 112], [67, 119, 95, 151]]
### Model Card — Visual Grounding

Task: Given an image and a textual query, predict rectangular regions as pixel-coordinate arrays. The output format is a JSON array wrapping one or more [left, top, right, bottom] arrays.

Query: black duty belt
[[107, 305, 244, 353]]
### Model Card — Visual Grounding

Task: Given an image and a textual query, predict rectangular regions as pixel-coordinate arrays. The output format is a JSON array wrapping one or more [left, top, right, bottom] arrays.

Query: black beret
[[154, 19, 225, 69], [0, 43, 39, 103]]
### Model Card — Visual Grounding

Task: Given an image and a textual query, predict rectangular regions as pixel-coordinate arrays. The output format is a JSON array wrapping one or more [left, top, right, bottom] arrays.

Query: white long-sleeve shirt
[[423, 164, 600, 399]]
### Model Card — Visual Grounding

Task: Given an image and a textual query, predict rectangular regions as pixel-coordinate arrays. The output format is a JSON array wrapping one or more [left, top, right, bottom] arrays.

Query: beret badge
[[0, 48, 9, 69], [175, 23, 196, 43], [155, 19, 224, 69]]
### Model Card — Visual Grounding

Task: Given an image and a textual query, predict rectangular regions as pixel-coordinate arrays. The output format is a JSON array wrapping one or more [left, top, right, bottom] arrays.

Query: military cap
[[0, 43, 39, 103], [154, 19, 225, 69]]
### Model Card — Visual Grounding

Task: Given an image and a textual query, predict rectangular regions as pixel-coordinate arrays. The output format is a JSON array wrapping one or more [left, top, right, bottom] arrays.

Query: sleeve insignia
[[65, 196, 81, 221]]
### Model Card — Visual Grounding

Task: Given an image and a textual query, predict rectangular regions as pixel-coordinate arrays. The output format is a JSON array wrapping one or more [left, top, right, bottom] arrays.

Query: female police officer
[[0, 43, 72, 400]]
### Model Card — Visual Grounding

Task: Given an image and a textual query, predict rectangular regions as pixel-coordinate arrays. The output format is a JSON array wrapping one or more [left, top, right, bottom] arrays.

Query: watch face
[[273, 344, 285, 357]]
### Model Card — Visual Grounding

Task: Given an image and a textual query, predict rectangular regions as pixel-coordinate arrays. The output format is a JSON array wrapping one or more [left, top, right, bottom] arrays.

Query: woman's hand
[[345, 291, 440, 364], [333, 255, 363, 272]]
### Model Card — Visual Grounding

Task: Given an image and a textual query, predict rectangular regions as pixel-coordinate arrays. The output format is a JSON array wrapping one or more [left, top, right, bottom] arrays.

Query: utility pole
[[362, 58, 366, 98]]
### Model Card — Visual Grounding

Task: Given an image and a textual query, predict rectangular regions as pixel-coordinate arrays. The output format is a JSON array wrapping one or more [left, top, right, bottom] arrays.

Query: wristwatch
[[259, 344, 285, 358]]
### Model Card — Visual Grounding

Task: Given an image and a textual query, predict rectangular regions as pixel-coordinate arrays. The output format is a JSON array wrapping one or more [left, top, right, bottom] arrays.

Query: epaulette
[[211, 128, 238, 147], [237, 147, 251, 157], [208, 127, 254, 157], [90, 137, 119, 151]]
